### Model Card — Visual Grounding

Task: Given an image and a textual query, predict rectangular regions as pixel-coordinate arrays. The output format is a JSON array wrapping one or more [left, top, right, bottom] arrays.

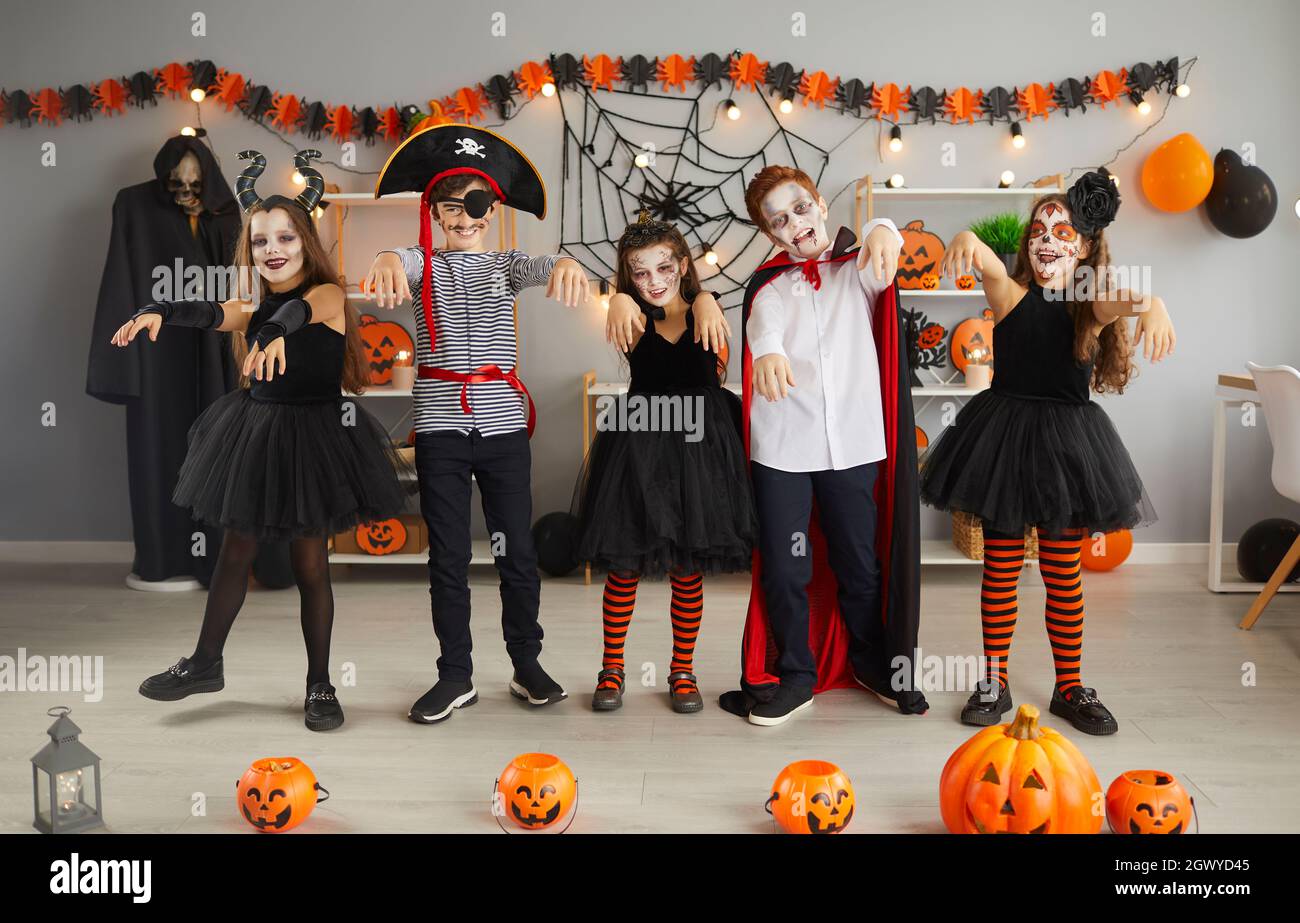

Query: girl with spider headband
[[920, 169, 1175, 735], [113, 150, 413, 732], [573, 211, 757, 713]]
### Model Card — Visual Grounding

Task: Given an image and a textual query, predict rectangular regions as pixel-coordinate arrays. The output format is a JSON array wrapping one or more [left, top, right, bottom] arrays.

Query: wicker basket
[[951, 511, 1038, 561]]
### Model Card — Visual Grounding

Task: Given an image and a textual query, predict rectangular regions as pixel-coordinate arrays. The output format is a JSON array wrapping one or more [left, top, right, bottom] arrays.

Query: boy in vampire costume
[[719, 165, 929, 725], [365, 125, 589, 723]]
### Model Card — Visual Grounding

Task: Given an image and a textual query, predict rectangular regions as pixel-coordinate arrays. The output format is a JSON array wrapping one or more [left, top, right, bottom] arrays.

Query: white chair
[[1239, 362, 1300, 629]]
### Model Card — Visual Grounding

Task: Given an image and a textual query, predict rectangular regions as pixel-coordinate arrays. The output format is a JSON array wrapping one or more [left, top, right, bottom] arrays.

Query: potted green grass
[[969, 212, 1027, 275]]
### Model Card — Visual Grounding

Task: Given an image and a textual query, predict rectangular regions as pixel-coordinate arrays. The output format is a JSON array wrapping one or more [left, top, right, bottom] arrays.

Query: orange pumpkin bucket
[[236, 757, 328, 833], [765, 760, 856, 834], [1106, 770, 1197, 834], [493, 752, 578, 832]]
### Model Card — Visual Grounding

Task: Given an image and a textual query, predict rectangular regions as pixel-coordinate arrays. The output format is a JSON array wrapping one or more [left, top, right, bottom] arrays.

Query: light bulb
[[999, 170, 1015, 188], [190, 87, 206, 103], [1010, 121, 1026, 149], [725, 99, 740, 120], [704, 249, 719, 266], [1175, 83, 1190, 98], [634, 152, 649, 169], [779, 96, 793, 114], [292, 171, 305, 185], [887, 173, 904, 188], [180, 126, 196, 137], [541, 82, 556, 98], [1137, 99, 1152, 115], [889, 125, 903, 153]]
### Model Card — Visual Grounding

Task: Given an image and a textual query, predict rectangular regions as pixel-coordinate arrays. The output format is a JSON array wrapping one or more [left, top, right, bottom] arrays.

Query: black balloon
[[1204, 149, 1277, 238], [532, 511, 581, 577], [1236, 518, 1300, 583]]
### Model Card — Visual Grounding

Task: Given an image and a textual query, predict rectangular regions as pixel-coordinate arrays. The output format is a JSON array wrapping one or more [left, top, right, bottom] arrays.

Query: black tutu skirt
[[918, 389, 1155, 536], [172, 389, 416, 542], [572, 388, 758, 577]]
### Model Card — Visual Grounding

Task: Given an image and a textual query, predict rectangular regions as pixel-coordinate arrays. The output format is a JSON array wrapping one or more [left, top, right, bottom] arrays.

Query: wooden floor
[[2, 559, 1298, 834]]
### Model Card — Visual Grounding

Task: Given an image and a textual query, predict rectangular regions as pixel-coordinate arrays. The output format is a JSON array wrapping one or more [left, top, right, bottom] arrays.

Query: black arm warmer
[[252, 297, 314, 349], [131, 300, 224, 330]]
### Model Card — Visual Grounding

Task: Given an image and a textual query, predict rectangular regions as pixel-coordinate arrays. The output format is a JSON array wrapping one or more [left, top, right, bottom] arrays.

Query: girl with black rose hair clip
[[919, 169, 1175, 735]]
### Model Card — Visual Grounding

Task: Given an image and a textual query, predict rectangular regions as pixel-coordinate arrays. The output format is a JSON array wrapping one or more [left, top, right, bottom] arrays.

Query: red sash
[[417, 364, 536, 437]]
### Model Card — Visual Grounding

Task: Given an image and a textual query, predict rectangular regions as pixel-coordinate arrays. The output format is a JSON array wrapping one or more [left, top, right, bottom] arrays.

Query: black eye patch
[[439, 188, 496, 219]]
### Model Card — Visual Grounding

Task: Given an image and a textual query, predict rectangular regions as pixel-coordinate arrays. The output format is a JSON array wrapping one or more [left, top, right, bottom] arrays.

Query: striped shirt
[[387, 247, 557, 436]]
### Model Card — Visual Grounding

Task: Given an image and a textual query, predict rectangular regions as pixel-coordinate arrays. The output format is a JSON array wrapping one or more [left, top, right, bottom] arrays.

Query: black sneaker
[[509, 661, 567, 707], [408, 679, 477, 724], [304, 682, 344, 732], [1049, 685, 1119, 736], [139, 656, 224, 701], [960, 682, 1013, 726], [718, 688, 761, 718], [747, 684, 813, 726]]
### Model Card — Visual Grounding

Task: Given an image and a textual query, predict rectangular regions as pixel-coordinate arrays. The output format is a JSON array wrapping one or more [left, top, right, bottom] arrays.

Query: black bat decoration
[[63, 84, 94, 121], [982, 86, 1014, 123], [357, 106, 379, 144], [242, 84, 273, 122], [765, 61, 800, 98], [910, 85, 942, 124], [694, 52, 727, 90], [549, 53, 582, 90], [301, 100, 327, 139], [484, 73, 517, 118], [1054, 76, 1089, 115], [2, 89, 35, 126], [622, 54, 655, 92], [125, 71, 157, 108], [837, 78, 872, 117]]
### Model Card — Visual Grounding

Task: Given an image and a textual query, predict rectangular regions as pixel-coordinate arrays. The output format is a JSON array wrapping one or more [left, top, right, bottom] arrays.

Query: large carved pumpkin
[[951, 307, 995, 374], [358, 314, 414, 385], [766, 760, 855, 834], [236, 757, 328, 833], [495, 753, 577, 831], [1106, 770, 1195, 834], [940, 704, 1102, 834], [356, 518, 407, 556], [897, 219, 946, 290]]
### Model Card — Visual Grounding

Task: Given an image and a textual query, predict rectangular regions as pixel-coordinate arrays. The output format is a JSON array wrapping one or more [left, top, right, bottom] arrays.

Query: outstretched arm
[[111, 298, 252, 346], [748, 286, 795, 402], [1095, 291, 1175, 362], [942, 230, 1022, 319]]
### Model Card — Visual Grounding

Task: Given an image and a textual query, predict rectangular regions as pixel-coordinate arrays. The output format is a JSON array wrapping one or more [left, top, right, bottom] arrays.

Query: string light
[[1174, 82, 1190, 98], [292, 171, 305, 185], [704, 248, 719, 265], [998, 170, 1015, 188], [189, 88, 205, 103], [541, 81, 556, 98], [1137, 99, 1152, 115], [887, 173, 904, 188], [725, 99, 740, 121], [888, 125, 903, 153], [633, 151, 650, 168], [778, 91, 794, 114], [1010, 121, 1025, 149], [179, 126, 197, 137], [599, 279, 610, 311]]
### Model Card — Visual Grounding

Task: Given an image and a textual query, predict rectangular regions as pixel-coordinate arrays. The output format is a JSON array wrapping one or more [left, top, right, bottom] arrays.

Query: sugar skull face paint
[[761, 181, 829, 258], [250, 207, 305, 288], [1027, 201, 1088, 285], [626, 243, 685, 307]]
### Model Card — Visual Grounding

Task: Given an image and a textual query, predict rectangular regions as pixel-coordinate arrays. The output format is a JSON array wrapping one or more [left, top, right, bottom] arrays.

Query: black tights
[[189, 530, 335, 687]]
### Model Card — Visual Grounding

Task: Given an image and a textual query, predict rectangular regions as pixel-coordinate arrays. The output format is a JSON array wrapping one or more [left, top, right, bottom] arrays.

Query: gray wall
[[2, 0, 1297, 542]]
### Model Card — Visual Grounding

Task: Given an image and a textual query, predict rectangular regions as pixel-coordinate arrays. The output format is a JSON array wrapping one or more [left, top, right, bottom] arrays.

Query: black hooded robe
[[85, 137, 241, 584]]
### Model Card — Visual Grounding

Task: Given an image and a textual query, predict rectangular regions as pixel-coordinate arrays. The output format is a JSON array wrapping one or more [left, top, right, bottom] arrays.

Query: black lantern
[[31, 706, 104, 833]]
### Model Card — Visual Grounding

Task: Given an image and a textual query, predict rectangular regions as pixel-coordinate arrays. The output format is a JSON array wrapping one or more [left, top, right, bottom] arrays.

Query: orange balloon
[[1140, 133, 1213, 212], [1080, 528, 1133, 571]]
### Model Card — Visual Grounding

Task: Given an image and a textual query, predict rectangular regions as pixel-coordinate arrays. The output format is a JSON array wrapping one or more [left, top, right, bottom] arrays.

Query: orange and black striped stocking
[[980, 524, 1027, 691], [1038, 528, 1086, 695], [668, 572, 703, 694], [600, 571, 638, 689]]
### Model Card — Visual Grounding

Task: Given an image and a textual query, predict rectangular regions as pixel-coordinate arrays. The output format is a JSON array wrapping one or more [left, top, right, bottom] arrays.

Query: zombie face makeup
[[761, 181, 829, 258], [1027, 201, 1088, 285], [434, 179, 498, 252], [626, 243, 685, 307], [250, 207, 305, 288], [168, 151, 203, 215]]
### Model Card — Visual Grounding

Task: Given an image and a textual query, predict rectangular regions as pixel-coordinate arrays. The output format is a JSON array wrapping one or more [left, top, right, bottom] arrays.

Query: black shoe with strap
[[960, 682, 1013, 727], [139, 656, 224, 701], [1049, 685, 1119, 736], [304, 682, 345, 732], [591, 667, 624, 711], [668, 671, 703, 714]]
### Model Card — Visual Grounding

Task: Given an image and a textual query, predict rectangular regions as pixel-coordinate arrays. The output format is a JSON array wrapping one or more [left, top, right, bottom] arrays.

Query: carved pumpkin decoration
[[916, 426, 929, 452], [356, 518, 407, 556], [920, 272, 941, 290], [766, 760, 855, 835], [897, 220, 945, 290], [359, 314, 415, 386], [951, 307, 995, 373], [495, 753, 577, 831], [1106, 770, 1196, 835], [940, 704, 1103, 834], [236, 757, 328, 833], [956, 274, 977, 290]]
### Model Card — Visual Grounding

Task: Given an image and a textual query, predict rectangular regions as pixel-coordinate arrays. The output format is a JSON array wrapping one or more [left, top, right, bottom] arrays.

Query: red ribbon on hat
[[418, 363, 536, 437]]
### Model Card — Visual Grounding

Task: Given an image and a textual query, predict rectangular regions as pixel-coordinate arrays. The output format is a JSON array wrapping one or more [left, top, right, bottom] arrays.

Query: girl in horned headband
[[112, 149, 412, 731]]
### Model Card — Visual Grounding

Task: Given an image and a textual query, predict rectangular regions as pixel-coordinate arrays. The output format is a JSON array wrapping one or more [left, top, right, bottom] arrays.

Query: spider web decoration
[[556, 80, 830, 310]]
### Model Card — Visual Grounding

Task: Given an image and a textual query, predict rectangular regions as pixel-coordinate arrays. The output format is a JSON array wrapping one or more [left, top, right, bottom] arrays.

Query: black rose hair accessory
[[1066, 167, 1121, 235]]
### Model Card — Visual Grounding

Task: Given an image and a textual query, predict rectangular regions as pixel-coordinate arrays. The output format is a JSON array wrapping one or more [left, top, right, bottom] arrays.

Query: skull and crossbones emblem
[[454, 138, 487, 158]]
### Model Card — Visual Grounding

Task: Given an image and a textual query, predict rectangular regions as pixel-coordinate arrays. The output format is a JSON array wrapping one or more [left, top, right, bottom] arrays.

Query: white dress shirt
[[747, 219, 904, 473]]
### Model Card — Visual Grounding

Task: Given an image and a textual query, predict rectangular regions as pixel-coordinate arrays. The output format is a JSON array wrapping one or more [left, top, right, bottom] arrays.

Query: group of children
[[112, 125, 1174, 737]]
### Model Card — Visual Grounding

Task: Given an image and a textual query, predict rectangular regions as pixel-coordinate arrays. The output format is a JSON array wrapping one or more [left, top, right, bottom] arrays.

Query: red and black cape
[[735, 227, 928, 714]]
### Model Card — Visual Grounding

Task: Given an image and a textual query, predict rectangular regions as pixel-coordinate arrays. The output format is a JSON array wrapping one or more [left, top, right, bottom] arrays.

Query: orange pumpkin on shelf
[[951, 307, 995, 374], [920, 272, 941, 290], [956, 274, 977, 290], [495, 753, 577, 831], [358, 314, 415, 385], [236, 757, 328, 833], [1080, 528, 1133, 571], [766, 760, 855, 834], [940, 704, 1103, 834], [355, 518, 407, 556], [1106, 770, 1196, 834], [897, 219, 946, 290]]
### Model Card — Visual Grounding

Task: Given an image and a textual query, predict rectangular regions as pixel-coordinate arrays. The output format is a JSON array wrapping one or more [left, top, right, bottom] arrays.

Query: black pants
[[415, 429, 543, 681], [751, 461, 884, 689]]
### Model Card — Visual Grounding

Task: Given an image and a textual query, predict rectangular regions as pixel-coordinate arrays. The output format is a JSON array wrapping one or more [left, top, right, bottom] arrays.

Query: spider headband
[[618, 208, 678, 251], [234, 149, 325, 214]]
